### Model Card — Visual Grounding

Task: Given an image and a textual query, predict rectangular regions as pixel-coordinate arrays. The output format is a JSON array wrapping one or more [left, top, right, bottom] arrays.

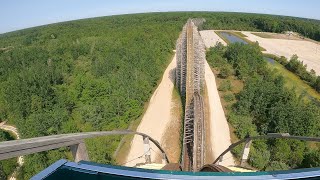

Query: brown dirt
[[203, 83, 214, 164], [156, 87, 183, 163]]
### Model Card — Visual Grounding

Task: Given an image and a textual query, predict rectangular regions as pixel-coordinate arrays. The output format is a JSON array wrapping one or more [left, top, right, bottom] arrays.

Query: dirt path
[[242, 31, 320, 74], [204, 61, 235, 167], [0, 122, 24, 180], [200, 30, 227, 48], [125, 54, 177, 167]]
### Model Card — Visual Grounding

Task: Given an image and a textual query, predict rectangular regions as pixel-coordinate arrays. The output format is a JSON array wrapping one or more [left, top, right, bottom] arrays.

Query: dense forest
[[207, 42, 320, 170], [0, 12, 320, 178], [0, 13, 186, 179]]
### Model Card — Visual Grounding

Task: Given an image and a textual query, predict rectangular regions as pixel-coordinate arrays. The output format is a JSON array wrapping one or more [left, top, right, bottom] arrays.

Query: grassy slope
[[266, 60, 320, 102], [252, 32, 273, 38]]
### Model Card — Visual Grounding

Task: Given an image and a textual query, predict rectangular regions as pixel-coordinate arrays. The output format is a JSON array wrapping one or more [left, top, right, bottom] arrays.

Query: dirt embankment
[[125, 54, 179, 167], [204, 61, 235, 167]]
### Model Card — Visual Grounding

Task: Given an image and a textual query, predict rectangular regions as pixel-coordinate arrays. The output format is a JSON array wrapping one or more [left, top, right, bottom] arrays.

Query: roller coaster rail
[[0, 130, 170, 164], [213, 133, 320, 166]]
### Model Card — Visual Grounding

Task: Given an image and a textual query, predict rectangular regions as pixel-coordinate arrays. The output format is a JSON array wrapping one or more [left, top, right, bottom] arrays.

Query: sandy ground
[[0, 121, 24, 180], [204, 61, 235, 166], [242, 31, 320, 74], [157, 88, 182, 163], [199, 31, 234, 166], [200, 30, 227, 48], [125, 54, 176, 167], [251, 32, 306, 41]]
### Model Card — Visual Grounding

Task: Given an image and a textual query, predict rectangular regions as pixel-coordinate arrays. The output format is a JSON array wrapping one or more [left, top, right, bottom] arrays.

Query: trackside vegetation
[[0, 12, 319, 178], [264, 53, 320, 94], [207, 42, 320, 171], [0, 130, 16, 179]]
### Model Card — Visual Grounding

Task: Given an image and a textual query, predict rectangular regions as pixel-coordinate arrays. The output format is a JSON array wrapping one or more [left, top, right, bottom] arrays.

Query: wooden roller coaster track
[[177, 20, 205, 172]]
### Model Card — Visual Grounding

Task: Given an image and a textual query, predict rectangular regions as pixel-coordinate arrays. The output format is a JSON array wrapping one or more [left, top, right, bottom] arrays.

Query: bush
[[207, 54, 228, 68], [223, 93, 235, 102], [248, 141, 270, 170], [231, 143, 244, 159], [265, 161, 289, 171], [218, 80, 232, 91], [285, 54, 317, 88], [301, 149, 320, 168], [278, 56, 288, 66], [219, 64, 233, 78]]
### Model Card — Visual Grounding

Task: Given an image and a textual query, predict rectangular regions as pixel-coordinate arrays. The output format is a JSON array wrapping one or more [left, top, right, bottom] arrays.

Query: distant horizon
[[1, 11, 319, 35], [1, 0, 320, 34]]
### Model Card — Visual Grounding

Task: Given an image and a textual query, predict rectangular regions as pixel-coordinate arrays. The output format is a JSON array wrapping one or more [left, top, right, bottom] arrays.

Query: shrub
[[231, 143, 244, 159], [219, 64, 233, 78], [228, 113, 258, 139], [265, 161, 289, 171], [278, 56, 288, 66], [248, 142, 270, 170], [218, 80, 232, 91], [223, 93, 235, 102], [301, 149, 320, 168]]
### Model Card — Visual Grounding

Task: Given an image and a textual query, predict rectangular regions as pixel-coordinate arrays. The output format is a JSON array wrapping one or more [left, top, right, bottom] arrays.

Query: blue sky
[[1, 0, 319, 34]]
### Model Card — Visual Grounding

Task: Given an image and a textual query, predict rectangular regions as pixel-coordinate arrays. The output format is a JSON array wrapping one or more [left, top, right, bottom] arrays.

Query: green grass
[[263, 53, 280, 60], [215, 31, 266, 51], [252, 32, 273, 38], [232, 31, 248, 37], [266, 60, 320, 102]]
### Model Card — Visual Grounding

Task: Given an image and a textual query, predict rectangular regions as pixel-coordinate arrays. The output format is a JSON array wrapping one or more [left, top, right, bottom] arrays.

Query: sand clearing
[[200, 30, 227, 48], [242, 31, 320, 74], [125, 54, 176, 167], [204, 61, 235, 166]]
